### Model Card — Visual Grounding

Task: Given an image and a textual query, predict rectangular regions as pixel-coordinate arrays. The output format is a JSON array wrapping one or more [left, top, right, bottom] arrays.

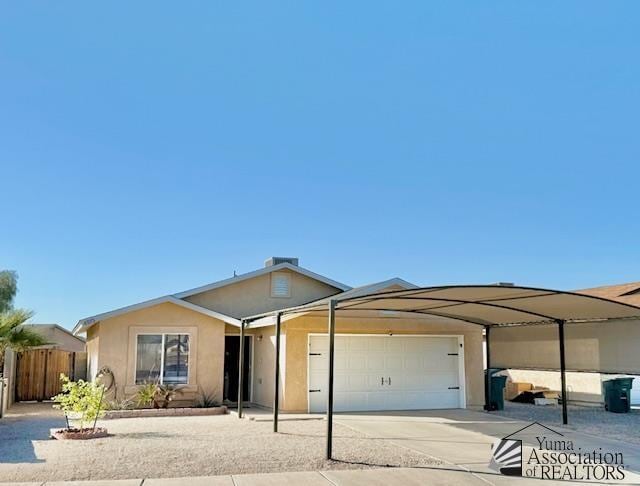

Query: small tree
[[52, 374, 106, 431]]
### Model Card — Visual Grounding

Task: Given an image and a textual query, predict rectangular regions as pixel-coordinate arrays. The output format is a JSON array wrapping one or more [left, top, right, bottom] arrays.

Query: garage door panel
[[308, 335, 463, 413], [385, 340, 404, 352], [423, 355, 459, 371], [403, 355, 422, 370], [368, 338, 385, 352], [385, 355, 403, 370], [366, 355, 385, 371], [347, 355, 367, 370]]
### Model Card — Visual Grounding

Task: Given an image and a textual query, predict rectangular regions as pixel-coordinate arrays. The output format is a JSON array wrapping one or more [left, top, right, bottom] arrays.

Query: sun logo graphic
[[490, 438, 523, 476]]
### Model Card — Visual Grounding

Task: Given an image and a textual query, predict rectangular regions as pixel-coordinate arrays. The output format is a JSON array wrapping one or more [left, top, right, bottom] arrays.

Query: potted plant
[[51, 374, 108, 439]]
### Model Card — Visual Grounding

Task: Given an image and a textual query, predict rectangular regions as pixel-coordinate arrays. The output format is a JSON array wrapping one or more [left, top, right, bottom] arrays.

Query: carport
[[239, 285, 640, 460]]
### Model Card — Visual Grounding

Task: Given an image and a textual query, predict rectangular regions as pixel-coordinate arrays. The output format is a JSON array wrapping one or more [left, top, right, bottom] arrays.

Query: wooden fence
[[15, 349, 75, 402]]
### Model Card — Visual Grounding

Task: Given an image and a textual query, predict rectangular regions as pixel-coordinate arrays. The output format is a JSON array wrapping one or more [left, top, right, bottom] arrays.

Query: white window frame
[[271, 272, 291, 298], [135, 332, 191, 385]]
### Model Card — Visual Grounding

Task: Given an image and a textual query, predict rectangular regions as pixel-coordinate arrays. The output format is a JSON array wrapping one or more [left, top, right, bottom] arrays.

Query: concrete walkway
[[335, 409, 640, 484], [0, 467, 508, 486]]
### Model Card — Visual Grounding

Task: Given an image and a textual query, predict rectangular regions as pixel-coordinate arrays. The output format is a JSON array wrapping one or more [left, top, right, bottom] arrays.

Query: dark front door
[[224, 336, 251, 402]]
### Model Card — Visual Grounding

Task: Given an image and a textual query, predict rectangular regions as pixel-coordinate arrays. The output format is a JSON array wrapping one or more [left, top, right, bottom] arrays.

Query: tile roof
[[575, 281, 640, 306]]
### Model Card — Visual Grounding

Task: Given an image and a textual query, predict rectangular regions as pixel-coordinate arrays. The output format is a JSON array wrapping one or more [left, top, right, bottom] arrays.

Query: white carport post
[[326, 299, 336, 460], [484, 325, 492, 411]]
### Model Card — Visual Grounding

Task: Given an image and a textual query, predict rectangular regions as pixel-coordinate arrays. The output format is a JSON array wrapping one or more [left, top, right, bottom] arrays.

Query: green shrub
[[135, 382, 158, 408], [52, 374, 105, 430]]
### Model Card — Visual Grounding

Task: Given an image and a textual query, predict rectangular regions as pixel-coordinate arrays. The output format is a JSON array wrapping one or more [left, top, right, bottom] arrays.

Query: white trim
[[134, 331, 192, 386], [306, 333, 466, 413], [174, 262, 351, 299], [74, 296, 241, 335], [224, 333, 254, 403]]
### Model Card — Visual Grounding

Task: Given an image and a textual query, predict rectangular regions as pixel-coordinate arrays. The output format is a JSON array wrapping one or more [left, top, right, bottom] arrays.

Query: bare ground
[[0, 403, 439, 482], [495, 401, 640, 445]]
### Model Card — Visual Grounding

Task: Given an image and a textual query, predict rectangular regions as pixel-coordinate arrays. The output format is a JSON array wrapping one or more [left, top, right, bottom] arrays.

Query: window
[[135, 334, 190, 384], [271, 272, 291, 297]]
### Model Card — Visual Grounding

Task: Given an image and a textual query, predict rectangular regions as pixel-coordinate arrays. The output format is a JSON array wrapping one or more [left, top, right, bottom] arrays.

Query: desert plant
[[104, 397, 135, 410], [52, 374, 105, 431], [195, 390, 220, 408], [155, 383, 183, 408], [135, 382, 183, 408], [135, 382, 158, 408]]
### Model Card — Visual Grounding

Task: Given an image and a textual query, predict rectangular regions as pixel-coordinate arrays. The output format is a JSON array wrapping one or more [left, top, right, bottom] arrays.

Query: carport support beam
[[557, 319, 568, 425], [484, 325, 492, 411], [238, 319, 246, 419], [273, 312, 282, 432], [326, 299, 336, 460]]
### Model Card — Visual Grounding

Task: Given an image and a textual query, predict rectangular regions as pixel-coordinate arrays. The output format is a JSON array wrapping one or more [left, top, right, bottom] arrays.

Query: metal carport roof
[[246, 284, 640, 327], [238, 285, 640, 460]]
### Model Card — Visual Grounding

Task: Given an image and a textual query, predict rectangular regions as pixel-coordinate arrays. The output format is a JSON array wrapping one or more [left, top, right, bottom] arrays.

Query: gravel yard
[[495, 401, 640, 445], [0, 404, 439, 482]]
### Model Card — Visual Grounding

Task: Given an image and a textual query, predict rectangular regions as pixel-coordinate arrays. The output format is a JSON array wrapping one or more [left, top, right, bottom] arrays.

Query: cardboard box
[[506, 381, 533, 400]]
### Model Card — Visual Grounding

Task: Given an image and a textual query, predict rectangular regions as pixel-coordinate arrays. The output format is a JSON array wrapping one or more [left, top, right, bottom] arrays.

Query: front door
[[224, 336, 251, 402]]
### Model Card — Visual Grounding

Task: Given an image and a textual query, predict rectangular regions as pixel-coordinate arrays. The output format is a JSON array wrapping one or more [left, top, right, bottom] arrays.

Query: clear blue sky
[[2, 2, 639, 330]]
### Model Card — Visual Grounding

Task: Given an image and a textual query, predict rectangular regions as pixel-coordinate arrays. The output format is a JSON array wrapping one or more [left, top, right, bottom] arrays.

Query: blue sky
[[2, 2, 639, 330]]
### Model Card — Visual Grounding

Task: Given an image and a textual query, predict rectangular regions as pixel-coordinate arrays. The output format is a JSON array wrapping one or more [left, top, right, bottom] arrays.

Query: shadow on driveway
[[0, 402, 65, 464]]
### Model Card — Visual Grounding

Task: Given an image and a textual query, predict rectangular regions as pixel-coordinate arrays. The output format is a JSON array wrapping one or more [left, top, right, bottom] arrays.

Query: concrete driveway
[[336, 409, 640, 484]]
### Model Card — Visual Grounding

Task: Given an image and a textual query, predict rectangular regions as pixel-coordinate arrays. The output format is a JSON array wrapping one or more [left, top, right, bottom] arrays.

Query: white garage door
[[308, 335, 464, 413]]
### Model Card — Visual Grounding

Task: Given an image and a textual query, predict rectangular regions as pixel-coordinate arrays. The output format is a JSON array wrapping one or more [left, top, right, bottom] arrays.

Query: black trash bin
[[485, 369, 507, 411], [603, 378, 634, 413]]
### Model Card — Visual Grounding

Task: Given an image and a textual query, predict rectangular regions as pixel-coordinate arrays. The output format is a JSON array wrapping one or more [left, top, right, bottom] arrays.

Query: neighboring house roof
[[73, 262, 351, 335], [22, 323, 86, 343], [173, 262, 351, 299], [576, 281, 640, 307], [22, 323, 87, 353]]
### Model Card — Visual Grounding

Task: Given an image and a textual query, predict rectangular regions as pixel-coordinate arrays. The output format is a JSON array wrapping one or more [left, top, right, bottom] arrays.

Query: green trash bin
[[603, 378, 634, 413], [485, 369, 507, 411]]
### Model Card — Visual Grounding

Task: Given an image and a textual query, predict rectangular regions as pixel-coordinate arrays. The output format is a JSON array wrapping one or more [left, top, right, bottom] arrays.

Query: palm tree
[[0, 309, 46, 370], [0, 271, 46, 372]]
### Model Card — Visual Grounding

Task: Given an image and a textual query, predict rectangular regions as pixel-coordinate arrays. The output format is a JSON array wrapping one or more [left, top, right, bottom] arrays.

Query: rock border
[[52, 427, 109, 440], [102, 405, 228, 419]]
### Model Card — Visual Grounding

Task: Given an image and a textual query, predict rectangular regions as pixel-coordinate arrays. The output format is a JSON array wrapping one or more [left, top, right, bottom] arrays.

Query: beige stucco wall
[[184, 270, 341, 318], [491, 319, 640, 375], [86, 325, 99, 381], [506, 369, 604, 404], [93, 302, 225, 404], [274, 316, 484, 412], [250, 325, 280, 408]]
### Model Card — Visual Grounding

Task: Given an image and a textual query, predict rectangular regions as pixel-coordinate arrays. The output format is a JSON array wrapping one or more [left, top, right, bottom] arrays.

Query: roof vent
[[265, 257, 299, 267], [493, 282, 515, 287]]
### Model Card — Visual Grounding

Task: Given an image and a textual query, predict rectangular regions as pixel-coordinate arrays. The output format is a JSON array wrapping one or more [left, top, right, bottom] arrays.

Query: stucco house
[[73, 257, 484, 412]]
